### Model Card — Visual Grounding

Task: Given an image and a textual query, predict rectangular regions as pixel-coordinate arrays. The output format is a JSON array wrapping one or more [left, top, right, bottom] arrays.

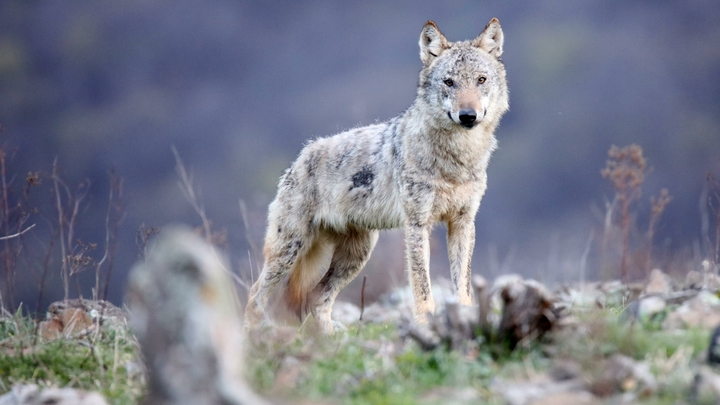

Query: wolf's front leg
[[405, 223, 435, 322], [447, 216, 475, 305]]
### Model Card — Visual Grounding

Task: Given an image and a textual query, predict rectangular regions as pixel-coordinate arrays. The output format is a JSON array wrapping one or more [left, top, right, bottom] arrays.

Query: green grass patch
[[0, 303, 713, 404], [246, 322, 550, 404], [558, 308, 710, 361], [0, 310, 143, 405]]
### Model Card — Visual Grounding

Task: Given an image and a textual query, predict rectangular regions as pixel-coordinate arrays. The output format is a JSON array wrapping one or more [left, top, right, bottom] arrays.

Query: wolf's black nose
[[459, 109, 477, 126]]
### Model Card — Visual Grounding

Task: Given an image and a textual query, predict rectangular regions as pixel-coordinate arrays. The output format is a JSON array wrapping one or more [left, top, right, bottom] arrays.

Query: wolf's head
[[417, 18, 509, 131]]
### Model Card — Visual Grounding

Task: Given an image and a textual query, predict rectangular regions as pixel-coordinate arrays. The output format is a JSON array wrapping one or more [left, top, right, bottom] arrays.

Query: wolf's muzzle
[[459, 109, 477, 128]]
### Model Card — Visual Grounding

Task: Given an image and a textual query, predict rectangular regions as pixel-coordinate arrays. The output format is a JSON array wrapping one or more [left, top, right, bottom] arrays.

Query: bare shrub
[[0, 147, 41, 312], [601, 144, 646, 283], [0, 139, 125, 312]]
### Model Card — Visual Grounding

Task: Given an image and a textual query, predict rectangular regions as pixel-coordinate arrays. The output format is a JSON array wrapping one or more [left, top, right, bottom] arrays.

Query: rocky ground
[[2, 229, 720, 405], [325, 266, 720, 404]]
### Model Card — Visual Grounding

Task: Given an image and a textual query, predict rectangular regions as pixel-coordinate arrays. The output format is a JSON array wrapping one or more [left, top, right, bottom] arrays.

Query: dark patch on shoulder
[[350, 166, 374, 190]]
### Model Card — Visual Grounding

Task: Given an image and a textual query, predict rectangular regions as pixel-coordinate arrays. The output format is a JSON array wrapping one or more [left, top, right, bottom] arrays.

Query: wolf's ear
[[419, 21, 448, 65], [473, 18, 504, 59]]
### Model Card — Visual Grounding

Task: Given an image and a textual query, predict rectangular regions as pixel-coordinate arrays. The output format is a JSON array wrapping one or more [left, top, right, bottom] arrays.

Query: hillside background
[[0, 0, 719, 309]]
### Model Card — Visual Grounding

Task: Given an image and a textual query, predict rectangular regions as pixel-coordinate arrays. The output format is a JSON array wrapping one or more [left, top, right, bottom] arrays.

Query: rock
[[38, 299, 127, 340], [357, 301, 409, 325], [663, 291, 720, 330], [639, 296, 667, 318], [589, 354, 657, 397], [596, 281, 643, 308], [623, 296, 666, 322], [331, 301, 361, 326], [549, 360, 583, 382], [422, 387, 480, 403], [494, 375, 594, 405], [686, 269, 720, 290], [37, 318, 63, 340], [48, 299, 126, 326], [0, 384, 108, 405], [554, 282, 604, 309], [556, 281, 645, 310], [643, 269, 673, 295], [38, 307, 92, 340], [378, 282, 455, 313], [530, 391, 598, 405]]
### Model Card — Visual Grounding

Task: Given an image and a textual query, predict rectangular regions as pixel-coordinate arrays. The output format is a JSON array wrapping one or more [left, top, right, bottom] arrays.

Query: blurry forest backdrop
[[0, 1, 719, 311]]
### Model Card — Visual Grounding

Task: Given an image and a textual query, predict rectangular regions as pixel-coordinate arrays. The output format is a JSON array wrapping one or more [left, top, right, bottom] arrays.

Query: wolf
[[245, 18, 509, 333]]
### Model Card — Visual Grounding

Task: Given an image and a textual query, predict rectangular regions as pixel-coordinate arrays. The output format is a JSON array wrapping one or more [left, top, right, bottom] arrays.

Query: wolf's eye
[[443, 79, 454, 87], [477, 76, 487, 84]]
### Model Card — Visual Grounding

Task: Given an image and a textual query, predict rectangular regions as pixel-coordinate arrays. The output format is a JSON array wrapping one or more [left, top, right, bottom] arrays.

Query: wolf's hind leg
[[244, 259, 291, 330], [310, 229, 379, 333], [244, 233, 309, 330]]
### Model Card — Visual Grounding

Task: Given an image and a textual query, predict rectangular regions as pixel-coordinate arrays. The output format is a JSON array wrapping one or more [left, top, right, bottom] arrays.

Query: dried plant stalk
[[601, 144, 646, 283]]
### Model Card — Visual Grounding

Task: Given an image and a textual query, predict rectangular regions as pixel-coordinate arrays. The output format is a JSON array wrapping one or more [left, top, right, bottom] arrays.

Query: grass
[[552, 307, 710, 403], [555, 307, 708, 360], [0, 302, 713, 404], [0, 308, 143, 404], [245, 323, 550, 404], [243, 305, 712, 405]]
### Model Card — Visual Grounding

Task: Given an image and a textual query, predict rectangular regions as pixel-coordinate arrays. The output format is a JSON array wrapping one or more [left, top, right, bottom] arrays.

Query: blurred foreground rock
[[126, 227, 269, 405]]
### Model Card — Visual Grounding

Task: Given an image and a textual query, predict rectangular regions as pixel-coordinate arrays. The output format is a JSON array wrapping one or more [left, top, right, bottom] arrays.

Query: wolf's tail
[[283, 238, 331, 322]]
